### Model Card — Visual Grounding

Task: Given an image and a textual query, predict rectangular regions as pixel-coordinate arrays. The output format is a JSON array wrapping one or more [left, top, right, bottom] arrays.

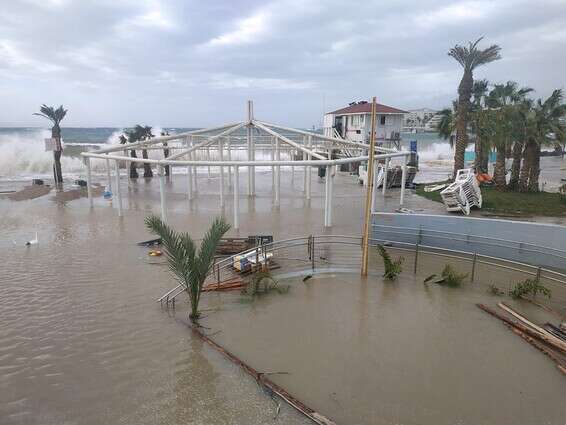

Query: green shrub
[[488, 284, 504, 296], [437, 264, 468, 287], [242, 270, 289, 296], [509, 278, 551, 299], [377, 244, 404, 280]]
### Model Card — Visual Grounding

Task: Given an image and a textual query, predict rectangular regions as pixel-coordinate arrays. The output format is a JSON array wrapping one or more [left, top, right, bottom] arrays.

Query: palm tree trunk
[[519, 140, 535, 192], [453, 71, 472, 178], [52, 125, 63, 184], [527, 143, 541, 192], [129, 150, 139, 179], [493, 147, 507, 191], [142, 149, 153, 177], [507, 140, 524, 191]]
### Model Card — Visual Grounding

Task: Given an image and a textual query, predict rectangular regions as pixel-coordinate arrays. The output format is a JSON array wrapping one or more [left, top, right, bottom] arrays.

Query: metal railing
[[372, 224, 566, 263], [157, 234, 566, 305]]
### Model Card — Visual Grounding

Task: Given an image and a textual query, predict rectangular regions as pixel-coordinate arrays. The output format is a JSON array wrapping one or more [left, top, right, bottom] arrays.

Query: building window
[[356, 130, 361, 134], [380, 115, 386, 125]]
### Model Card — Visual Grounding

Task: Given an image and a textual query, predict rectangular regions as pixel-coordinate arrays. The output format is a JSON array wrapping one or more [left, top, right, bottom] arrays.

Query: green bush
[[437, 264, 468, 287], [242, 270, 289, 296], [509, 278, 551, 299], [377, 245, 404, 280]]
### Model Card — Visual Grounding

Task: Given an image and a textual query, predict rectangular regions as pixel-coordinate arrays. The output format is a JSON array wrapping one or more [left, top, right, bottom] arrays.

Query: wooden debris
[[497, 302, 566, 353], [477, 304, 566, 375], [190, 325, 337, 425], [202, 277, 244, 292]]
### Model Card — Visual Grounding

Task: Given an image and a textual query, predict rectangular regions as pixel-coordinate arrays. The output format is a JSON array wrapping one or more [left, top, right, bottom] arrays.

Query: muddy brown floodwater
[[1, 169, 565, 425]]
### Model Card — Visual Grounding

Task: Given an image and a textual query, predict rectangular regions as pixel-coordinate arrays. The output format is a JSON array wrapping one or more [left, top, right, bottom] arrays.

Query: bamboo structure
[[361, 97, 378, 276]]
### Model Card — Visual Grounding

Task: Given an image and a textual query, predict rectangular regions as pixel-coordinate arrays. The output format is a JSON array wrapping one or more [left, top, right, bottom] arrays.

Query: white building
[[403, 108, 437, 130], [424, 113, 443, 132], [323, 101, 407, 143]]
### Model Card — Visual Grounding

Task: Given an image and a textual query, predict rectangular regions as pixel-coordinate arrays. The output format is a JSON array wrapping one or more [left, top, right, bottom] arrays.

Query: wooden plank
[[498, 302, 566, 352]]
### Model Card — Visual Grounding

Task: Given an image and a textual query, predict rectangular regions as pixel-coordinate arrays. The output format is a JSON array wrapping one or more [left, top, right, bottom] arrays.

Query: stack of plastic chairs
[[440, 169, 482, 215]]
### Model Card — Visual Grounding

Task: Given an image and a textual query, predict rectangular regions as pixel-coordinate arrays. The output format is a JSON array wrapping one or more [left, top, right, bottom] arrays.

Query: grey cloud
[[0, 0, 564, 127]]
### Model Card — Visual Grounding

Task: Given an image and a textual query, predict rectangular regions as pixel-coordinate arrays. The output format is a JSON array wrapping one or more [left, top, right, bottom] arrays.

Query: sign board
[[410, 140, 418, 152], [44, 138, 62, 152]]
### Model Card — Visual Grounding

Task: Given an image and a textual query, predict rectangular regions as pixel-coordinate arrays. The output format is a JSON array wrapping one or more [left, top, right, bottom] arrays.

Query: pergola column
[[400, 154, 407, 206], [114, 159, 122, 216], [371, 162, 378, 213], [159, 165, 167, 222], [306, 135, 312, 200], [270, 136, 275, 191], [105, 158, 112, 192], [227, 136, 232, 188], [324, 165, 331, 226], [274, 137, 280, 206], [206, 146, 211, 178], [86, 157, 93, 207], [219, 139, 225, 208], [234, 166, 239, 230], [382, 157, 389, 195]]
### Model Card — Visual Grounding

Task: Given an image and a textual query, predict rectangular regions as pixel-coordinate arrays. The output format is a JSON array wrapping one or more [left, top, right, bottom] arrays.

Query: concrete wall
[[372, 213, 566, 270]]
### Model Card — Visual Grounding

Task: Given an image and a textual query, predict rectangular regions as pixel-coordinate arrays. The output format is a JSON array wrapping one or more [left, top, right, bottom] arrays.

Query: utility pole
[[361, 97, 377, 276]]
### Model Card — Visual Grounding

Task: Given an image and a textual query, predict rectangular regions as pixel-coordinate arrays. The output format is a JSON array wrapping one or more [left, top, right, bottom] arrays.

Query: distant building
[[403, 108, 437, 131], [424, 113, 443, 132], [323, 101, 407, 143]]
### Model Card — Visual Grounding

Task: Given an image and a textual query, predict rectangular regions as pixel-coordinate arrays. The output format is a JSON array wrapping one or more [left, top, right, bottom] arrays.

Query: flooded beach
[[1, 170, 565, 424]]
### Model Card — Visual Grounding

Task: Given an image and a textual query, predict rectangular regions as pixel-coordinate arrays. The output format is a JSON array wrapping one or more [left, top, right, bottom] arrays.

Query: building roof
[[329, 102, 408, 115]]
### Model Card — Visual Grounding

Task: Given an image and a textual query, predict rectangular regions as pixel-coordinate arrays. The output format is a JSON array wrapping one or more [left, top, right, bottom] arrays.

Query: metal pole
[[234, 166, 240, 230], [114, 160, 122, 216], [471, 252, 477, 282], [227, 136, 232, 188], [302, 136, 307, 193], [207, 146, 211, 178], [361, 97, 378, 276], [400, 154, 407, 206], [159, 165, 167, 222], [85, 157, 93, 207], [371, 162, 378, 213], [219, 139, 224, 208], [311, 236, 315, 271], [324, 165, 331, 227], [327, 166, 334, 226], [275, 137, 280, 206], [105, 157, 112, 192], [271, 136, 275, 191], [382, 157, 389, 195], [306, 135, 312, 200], [414, 243, 419, 274], [247, 100, 252, 197]]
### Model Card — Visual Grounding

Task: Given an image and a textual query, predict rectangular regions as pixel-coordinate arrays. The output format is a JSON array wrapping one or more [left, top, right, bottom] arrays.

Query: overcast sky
[[1, 0, 565, 128]]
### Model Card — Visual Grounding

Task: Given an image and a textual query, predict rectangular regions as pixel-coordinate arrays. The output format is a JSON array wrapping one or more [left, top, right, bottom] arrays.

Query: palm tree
[[470, 79, 490, 173], [145, 215, 231, 321], [33, 105, 68, 184], [519, 90, 566, 192], [123, 129, 140, 179], [448, 38, 501, 178], [137, 125, 154, 178], [436, 107, 455, 143], [484, 82, 533, 190]]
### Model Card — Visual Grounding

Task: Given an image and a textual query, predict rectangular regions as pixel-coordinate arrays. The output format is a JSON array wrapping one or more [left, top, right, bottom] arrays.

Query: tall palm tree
[[145, 215, 231, 321], [448, 38, 501, 178], [485, 82, 533, 190], [470, 79, 490, 173], [519, 90, 566, 192], [137, 125, 154, 178], [33, 104, 68, 184], [123, 129, 140, 179]]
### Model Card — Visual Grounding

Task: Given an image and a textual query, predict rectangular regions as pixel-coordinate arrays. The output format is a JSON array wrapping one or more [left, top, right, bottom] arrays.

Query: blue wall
[[372, 213, 566, 270]]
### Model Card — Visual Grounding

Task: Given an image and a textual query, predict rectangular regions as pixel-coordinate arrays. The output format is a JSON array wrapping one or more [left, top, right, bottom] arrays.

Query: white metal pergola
[[81, 101, 411, 229]]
